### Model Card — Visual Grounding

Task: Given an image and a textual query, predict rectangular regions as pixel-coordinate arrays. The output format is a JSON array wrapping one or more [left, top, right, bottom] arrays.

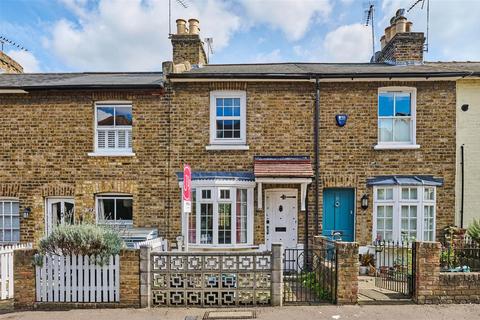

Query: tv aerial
[[407, 0, 430, 52], [363, 1, 376, 61], [168, 0, 189, 36], [0, 36, 28, 52]]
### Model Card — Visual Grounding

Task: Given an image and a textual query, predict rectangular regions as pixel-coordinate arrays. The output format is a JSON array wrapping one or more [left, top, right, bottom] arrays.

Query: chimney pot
[[188, 18, 200, 35], [385, 26, 392, 42], [406, 21, 413, 32], [176, 19, 187, 35], [395, 17, 407, 33], [380, 35, 386, 50]]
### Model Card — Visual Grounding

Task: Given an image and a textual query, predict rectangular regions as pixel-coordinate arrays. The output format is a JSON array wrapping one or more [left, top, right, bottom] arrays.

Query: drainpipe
[[314, 77, 320, 236], [305, 184, 309, 258], [460, 144, 465, 228]]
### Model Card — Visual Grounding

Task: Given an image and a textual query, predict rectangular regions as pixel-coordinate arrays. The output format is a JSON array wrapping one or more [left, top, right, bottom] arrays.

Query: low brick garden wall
[[415, 242, 480, 304], [13, 248, 140, 310]]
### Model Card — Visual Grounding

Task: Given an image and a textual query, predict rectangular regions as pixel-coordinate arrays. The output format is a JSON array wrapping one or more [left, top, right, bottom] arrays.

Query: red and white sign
[[183, 164, 192, 213]]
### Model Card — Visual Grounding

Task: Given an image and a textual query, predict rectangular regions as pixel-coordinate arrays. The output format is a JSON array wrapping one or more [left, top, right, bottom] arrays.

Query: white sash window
[[94, 104, 133, 154], [0, 199, 20, 243]]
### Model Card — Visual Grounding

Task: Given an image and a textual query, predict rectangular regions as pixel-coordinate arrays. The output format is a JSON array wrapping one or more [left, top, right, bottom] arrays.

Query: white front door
[[45, 198, 75, 235], [265, 190, 298, 250]]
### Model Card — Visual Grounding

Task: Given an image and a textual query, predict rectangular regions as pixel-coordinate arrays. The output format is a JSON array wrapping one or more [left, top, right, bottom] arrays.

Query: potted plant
[[359, 253, 374, 275]]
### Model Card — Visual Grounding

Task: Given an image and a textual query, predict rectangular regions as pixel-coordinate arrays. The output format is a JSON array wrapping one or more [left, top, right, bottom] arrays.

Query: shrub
[[467, 219, 480, 243], [38, 223, 124, 265]]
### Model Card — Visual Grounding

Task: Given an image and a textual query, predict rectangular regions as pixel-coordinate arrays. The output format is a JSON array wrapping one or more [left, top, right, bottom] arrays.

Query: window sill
[[206, 145, 250, 151], [88, 152, 136, 157], [374, 144, 420, 150]]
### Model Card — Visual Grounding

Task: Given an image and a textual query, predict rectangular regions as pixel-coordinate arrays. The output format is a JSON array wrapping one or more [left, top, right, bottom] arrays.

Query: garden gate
[[373, 240, 416, 297], [283, 247, 336, 304]]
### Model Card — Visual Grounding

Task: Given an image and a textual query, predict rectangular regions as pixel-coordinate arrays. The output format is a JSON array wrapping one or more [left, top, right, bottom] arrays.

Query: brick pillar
[[271, 243, 283, 306], [335, 241, 359, 305], [13, 249, 36, 310], [139, 246, 151, 308], [414, 241, 441, 304], [119, 249, 140, 307]]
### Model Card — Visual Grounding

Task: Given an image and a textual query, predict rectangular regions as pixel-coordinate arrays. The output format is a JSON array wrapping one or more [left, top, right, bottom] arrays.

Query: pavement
[[1, 305, 480, 320]]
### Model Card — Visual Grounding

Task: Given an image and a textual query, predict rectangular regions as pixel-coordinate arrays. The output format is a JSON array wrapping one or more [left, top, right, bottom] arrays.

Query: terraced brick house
[[0, 14, 479, 250]]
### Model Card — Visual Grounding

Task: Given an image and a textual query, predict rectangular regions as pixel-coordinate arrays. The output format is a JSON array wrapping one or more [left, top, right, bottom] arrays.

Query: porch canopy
[[366, 175, 444, 187], [254, 156, 313, 211]]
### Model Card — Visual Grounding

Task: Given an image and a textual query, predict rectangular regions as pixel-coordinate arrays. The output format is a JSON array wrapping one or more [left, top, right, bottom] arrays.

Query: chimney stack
[[0, 51, 23, 73], [170, 17, 207, 66], [375, 9, 425, 64]]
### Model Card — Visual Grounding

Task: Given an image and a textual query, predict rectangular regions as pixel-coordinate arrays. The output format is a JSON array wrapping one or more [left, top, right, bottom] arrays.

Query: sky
[[0, 0, 479, 73]]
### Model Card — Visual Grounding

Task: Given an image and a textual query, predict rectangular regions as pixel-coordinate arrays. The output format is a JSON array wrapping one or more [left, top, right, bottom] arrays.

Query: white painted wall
[[456, 79, 480, 228]]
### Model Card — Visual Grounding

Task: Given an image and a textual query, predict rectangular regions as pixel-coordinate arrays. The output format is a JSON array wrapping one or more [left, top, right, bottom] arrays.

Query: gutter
[[0, 84, 164, 91], [168, 71, 473, 81]]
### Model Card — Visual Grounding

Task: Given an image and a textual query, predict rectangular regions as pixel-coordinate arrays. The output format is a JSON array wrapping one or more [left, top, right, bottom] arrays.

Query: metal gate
[[283, 247, 336, 304], [373, 240, 416, 297]]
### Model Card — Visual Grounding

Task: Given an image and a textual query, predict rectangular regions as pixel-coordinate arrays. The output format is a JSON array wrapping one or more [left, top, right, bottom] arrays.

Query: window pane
[[202, 190, 212, 200], [97, 107, 115, 126], [99, 198, 115, 221], [115, 106, 132, 126], [385, 206, 393, 217], [189, 190, 196, 244], [218, 203, 232, 244], [116, 198, 133, 221], [424, 188, 434, 200], [395, 93, 411, 116], [377, 206, 384, 217], [394, 119, 411, 142], [233, 98, 240, 107], [224, 106, 233, 116], [233, 106, 240, 117], [379, 119, 393, 142], [385, 188, 393, 200], [200, 203, 213, 244], [402, 188, 409, 200], [220, 189, 230, 200], [224, 98, 233, 107], [379, 92, 394, 116], [377, 189, 385, 200], [410, 188, 418, 200], [236, 189, 248, 244]]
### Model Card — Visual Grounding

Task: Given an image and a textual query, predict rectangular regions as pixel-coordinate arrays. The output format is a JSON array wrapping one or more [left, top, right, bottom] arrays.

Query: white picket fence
[[35, 254, 120, 303], [0, 243, 33, 300]]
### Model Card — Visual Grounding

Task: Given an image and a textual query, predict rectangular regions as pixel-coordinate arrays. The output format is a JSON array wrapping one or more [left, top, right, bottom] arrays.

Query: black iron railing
[[441, 237, 480, 272], [373, 240, 415, 296], [283, 246, 336, 304]]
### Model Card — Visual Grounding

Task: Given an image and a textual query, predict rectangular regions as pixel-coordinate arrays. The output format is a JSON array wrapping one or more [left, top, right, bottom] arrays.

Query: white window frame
[[375, 87, 419, 150], [373, 186, 436, 242], [181, 180, 255, 248], [89, 102, 135, 156], [208, 91, 247, 149], [0, 198, 20, 244], [96, 194, 133, 226]]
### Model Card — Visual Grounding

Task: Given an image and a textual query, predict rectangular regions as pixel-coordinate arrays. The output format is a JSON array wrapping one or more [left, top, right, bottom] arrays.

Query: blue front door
[[322, 188, 355, 242]]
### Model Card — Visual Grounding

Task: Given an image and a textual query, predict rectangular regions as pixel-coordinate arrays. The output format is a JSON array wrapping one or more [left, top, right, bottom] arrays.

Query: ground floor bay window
[[373, 185, 436, 242], [181, 178, 255, 247]]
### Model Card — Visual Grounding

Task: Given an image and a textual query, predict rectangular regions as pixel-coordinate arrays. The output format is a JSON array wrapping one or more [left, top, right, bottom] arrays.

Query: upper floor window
[[96, 194, 133, 226], [0, 199, 20, 243], [376, 87, 418, 149], [209, 91, 247, 149], [94, 103, 133, 154]]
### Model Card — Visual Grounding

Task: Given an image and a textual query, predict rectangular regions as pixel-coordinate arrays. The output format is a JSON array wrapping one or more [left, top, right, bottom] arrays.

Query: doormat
[[203, 310, 256, 320]]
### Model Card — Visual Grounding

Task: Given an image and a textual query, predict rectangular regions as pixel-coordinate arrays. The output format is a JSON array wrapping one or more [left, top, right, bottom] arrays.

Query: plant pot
[[359, 266, 369, 275]]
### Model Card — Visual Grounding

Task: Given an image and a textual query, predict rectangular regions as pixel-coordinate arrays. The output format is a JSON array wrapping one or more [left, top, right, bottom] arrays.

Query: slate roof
[[170, 62, 480, 79], [254, 156, 313, 178], [366, 175, 443, 186], [0, 72, 163, 90], [176, 171, 255, 182]]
